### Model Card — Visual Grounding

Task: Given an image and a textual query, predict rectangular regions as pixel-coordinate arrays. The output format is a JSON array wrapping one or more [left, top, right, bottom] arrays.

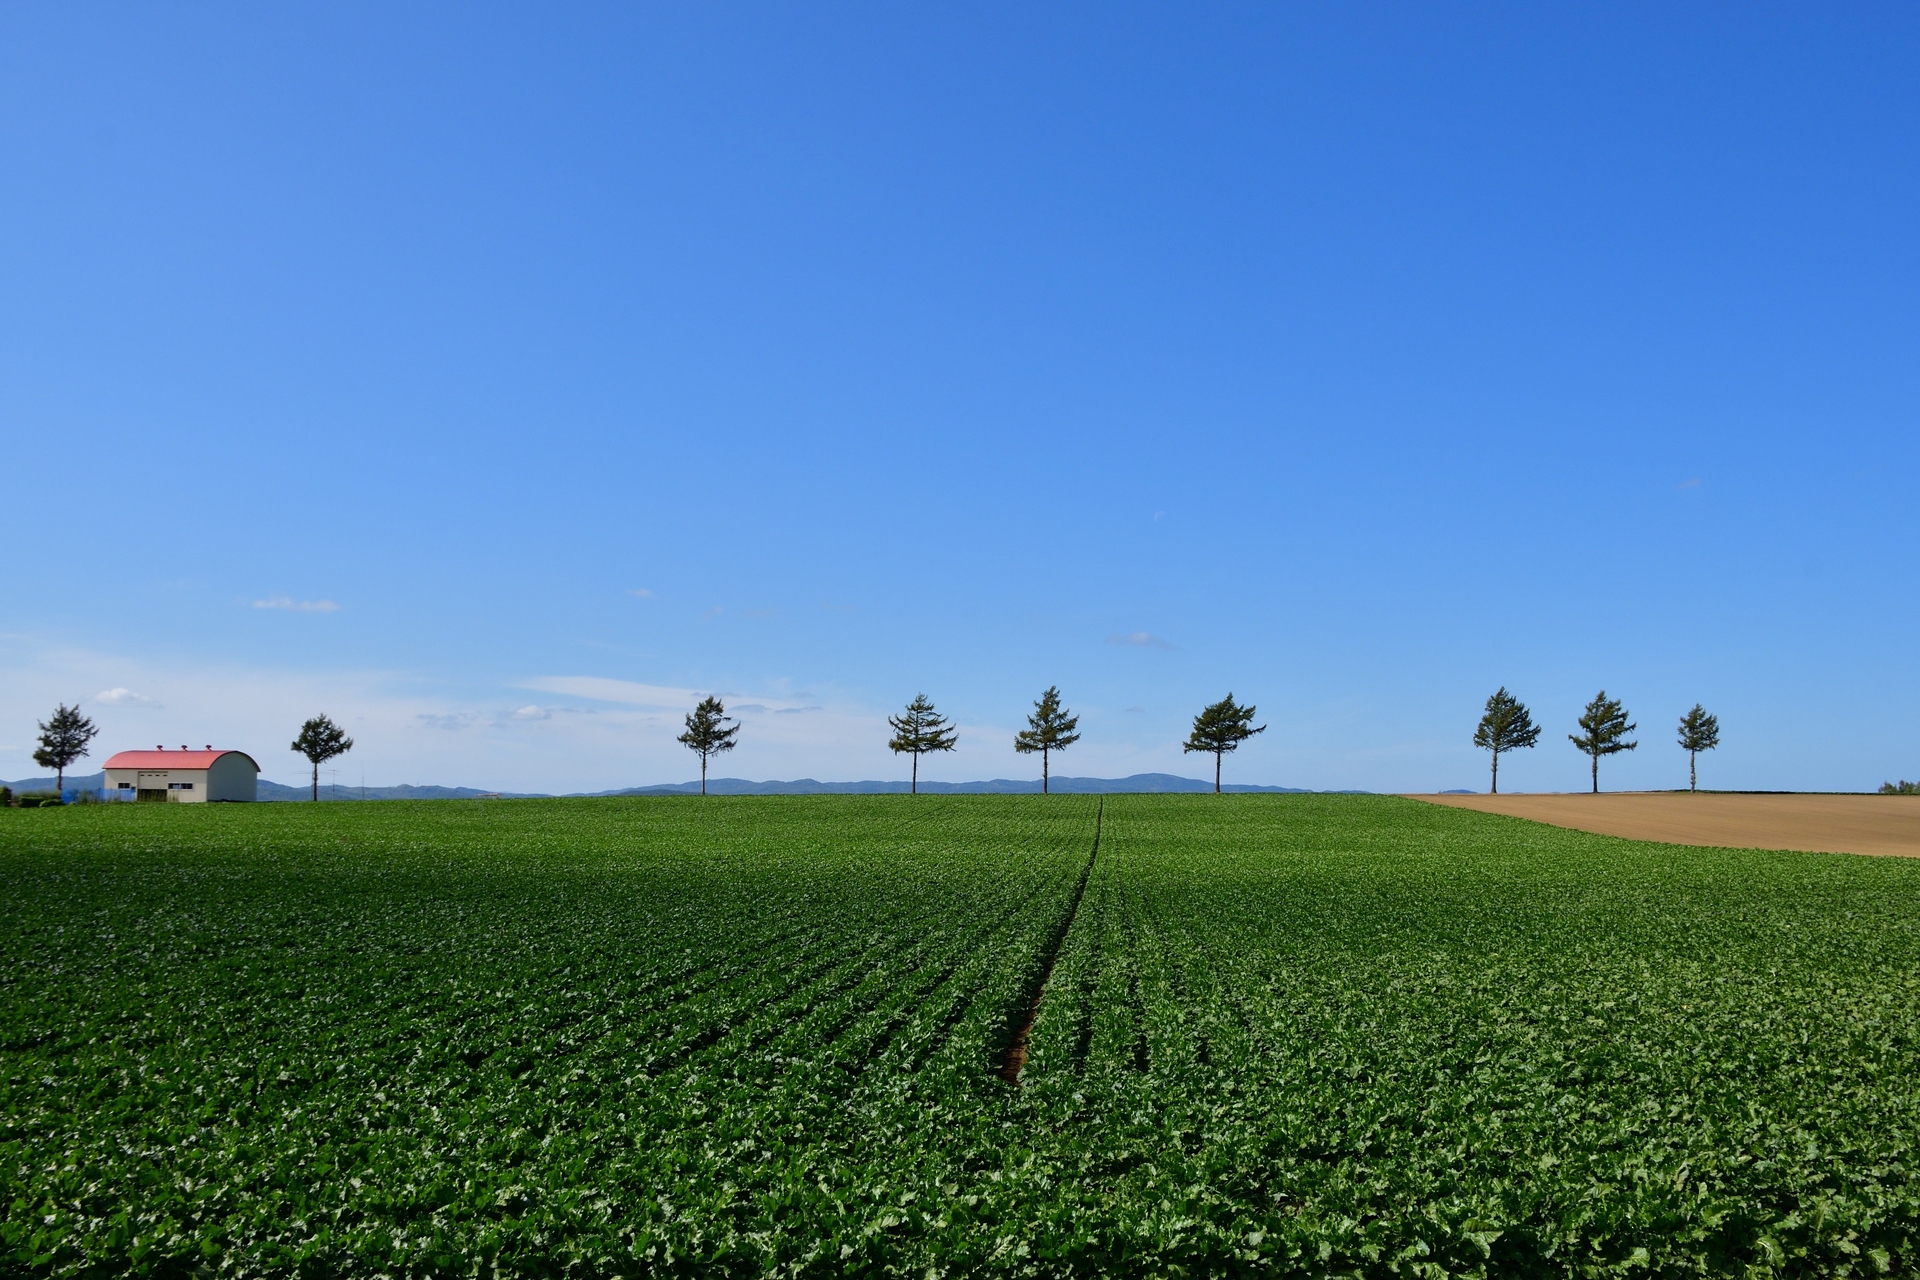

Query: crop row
[[1, 796, 1098, 1275], [12, 794, 1920, 1276], [1015, 794, 1920, 1275]]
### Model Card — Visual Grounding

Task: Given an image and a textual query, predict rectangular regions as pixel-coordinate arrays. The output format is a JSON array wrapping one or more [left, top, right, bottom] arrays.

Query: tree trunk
[[1491, 749, 1499, 795], [1591, 753, 1598, 794], [312, 761, 319, 802], [58, 767, 65, 794], [911, 752, 918, 796], [701, 756, 708, 797], [1690, 751, 1697, 792], [1042, 748, 1049, 795], [1214, 752, 1221, 794]]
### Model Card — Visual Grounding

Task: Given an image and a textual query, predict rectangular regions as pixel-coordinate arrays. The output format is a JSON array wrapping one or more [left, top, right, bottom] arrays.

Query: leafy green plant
[[7, 795, 1920, 1276]]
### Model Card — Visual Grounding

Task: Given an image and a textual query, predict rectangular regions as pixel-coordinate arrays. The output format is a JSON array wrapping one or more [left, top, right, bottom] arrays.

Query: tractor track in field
[[999, 796, 1102, 1085]]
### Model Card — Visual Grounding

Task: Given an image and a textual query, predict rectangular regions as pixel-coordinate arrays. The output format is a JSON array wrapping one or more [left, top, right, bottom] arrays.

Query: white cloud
[[94, 688, 159, 707], [518, 676, 702, 709], [254, 597, 340, 613], [626, 588, 653, 598], [517, 677, 820, 717], [0, 640, 1236, 792], [1107, 630, 1175, 650]]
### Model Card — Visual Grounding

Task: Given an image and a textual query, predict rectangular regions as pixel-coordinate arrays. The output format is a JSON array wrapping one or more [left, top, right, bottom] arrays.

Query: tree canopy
[[1676, 704, 1720, 792], [1569, 691, 1636, 793], [34, 703, 99, 794], [887, 694, 958, 794], [678, 696, 741, 796], [1013, 686, 1080, 794], [1472, 687, 1539, 794], [1183, 693, 1266, 793], [292, 715, 354, 802]]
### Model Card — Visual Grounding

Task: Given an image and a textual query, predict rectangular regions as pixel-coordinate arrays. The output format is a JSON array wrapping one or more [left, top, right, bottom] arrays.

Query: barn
[[102, 747, 261, 802]]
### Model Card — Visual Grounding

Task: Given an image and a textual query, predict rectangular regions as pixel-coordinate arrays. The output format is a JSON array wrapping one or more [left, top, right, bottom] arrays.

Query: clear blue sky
[[3, 4, 1916, 794]]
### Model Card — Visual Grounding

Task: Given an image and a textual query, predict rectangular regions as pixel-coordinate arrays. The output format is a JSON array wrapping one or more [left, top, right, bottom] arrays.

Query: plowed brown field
[[1411, 791, 1920, 858]]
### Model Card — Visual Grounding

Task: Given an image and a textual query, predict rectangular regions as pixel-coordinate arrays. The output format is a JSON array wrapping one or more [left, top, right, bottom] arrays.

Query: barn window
[[169, 782, 194, 790]]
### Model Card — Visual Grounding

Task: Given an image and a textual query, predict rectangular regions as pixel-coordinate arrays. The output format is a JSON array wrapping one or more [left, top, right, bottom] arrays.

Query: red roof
[[103, 749, 259, 771]]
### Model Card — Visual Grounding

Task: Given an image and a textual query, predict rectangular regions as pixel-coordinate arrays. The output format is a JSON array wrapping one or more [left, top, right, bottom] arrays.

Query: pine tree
[[291, 715, 353, 802], [678, 696, 740, 796], [34, 703, 99, 795], [887, 694, 958, 795], [1676, 704, 1720, 792], [1472, 687, 1539, 794], [1183, 694, 1266, 793], [1569, 691, 1636, 793], [1013, 686, 1080, 794]]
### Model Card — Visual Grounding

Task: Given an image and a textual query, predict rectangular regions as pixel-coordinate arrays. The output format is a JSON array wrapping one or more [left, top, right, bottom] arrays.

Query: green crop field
[[6, 795, 1920, 1277]]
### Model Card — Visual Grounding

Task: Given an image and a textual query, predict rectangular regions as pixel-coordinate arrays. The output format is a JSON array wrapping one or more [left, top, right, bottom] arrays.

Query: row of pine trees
[[679, 687, 1724, 797], [678, 688, 1266, 795], [18, 689, 1776, 800], [1474, 688, 1720, 794], [26, 688, 1714, 800]]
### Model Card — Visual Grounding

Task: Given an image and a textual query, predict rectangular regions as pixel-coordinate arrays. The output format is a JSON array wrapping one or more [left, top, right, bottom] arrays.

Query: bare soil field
[[1412, 791, 1920, 858]]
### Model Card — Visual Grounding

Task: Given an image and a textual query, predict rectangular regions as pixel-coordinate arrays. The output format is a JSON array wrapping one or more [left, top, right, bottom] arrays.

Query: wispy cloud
[[1677, 478, 1701, 490], [508, 705, 552, 721], [254, 596, 340, 613], [1125, 705, 1146, 714], [518, 676, 826, 717], [94, 687, 159, 707], [518, 676, 699, 709], [626, 588, 653, 598], [0, 639, 1196, 792], [1107, 630, 1174, 650]]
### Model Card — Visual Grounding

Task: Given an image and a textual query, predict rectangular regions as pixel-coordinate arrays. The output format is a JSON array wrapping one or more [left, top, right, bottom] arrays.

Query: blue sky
[[3, 4, 1916, 793]]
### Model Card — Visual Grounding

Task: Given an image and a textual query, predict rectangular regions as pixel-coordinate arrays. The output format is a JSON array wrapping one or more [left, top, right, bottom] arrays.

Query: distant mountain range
[[4, 770, 1357, 799], [585, 774, 1334, 796], [1, 771, 520, 802]]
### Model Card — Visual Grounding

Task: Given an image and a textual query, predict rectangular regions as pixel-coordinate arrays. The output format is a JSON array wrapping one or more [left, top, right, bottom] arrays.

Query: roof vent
[[204, 744, 212, 750], [156, 744, 164, 750], [180, 745, 189, 751]]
